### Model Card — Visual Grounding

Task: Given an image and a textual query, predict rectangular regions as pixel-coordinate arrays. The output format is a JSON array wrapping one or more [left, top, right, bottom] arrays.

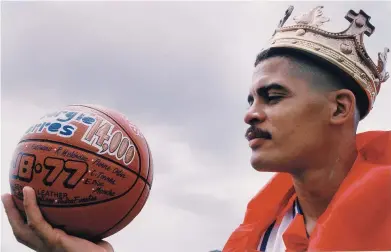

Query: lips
[[248, 137, 266, 149]]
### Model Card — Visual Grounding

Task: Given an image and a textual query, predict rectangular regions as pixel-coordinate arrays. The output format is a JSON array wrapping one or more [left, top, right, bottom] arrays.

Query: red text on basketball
[[82, 117, 136, 166]]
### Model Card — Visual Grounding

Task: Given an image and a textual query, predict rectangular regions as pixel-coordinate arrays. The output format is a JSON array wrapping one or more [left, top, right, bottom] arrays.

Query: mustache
[[245, 126, 272, 140]]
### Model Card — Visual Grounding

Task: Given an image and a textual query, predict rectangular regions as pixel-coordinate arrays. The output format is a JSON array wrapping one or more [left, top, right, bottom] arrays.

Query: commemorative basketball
[[8, 104, 153, 240]]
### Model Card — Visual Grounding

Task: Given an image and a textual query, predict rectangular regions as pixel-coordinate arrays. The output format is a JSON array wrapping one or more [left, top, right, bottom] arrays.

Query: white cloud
[[1, 2, 390, 252]]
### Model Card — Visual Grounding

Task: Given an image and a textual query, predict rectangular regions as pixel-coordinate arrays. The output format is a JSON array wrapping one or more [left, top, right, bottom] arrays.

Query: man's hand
[[2, 186, 114, 252]]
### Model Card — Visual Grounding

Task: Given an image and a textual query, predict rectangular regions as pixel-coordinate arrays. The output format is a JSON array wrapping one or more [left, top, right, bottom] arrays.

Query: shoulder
[[356, 130, 391, 165], [356, 130, 390, 147]]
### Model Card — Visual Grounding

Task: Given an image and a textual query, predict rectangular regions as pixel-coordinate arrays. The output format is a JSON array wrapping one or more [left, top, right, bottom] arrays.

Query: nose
[[244, 104, 266, 126]]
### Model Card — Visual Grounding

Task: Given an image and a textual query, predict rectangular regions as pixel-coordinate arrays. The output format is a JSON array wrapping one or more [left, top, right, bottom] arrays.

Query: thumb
[[23, 186, 56, 244], [96, 240, 114, 252]]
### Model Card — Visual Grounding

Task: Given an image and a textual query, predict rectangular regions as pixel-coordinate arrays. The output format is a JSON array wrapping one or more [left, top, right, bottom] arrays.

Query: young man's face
[[244, 56, 333, 173]]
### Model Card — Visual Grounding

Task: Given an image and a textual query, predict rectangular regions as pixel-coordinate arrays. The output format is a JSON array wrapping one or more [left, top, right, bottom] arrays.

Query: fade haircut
[[254, 48, 366, 124]]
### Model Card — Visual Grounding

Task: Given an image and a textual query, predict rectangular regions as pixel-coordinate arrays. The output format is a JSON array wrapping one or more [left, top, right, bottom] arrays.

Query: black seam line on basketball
[[18, 138, 150, 188], [67, 104, 143, 177], [70, 104, 156, 198], [16, 141, 149, 208], [145, 137, 152, 187], [95, 181, 148, 239], [13, 172, 141, 209], [69, 104, 153, 190], [94, 142, 152, 239]]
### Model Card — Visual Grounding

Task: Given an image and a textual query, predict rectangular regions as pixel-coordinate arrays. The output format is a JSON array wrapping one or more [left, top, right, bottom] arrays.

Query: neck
[[291, 137, 358, 229]]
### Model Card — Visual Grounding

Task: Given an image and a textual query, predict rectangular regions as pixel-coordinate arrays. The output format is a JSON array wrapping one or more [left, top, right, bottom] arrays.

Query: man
[[2, 5, 390, 252], [223, 5, 391, 251]]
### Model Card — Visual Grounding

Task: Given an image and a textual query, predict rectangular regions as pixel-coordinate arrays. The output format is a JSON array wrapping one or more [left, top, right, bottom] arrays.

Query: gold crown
[[260, 5, 389, 119]]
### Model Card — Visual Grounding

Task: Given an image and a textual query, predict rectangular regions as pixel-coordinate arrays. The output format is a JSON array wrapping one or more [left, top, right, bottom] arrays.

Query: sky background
[[1, 1, 391, 252]]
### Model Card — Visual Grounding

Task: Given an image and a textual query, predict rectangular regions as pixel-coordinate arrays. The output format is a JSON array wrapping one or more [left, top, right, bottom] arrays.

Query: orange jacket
[[223, 130, 391, 251]]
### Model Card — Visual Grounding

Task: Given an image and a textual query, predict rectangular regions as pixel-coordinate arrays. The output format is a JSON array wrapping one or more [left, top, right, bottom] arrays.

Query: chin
[[250, 155, 273, 172], [250, 153, 289, 173]]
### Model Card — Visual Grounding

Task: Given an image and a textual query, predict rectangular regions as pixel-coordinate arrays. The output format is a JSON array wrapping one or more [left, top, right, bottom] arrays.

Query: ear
[[328, 89, 356, 125]]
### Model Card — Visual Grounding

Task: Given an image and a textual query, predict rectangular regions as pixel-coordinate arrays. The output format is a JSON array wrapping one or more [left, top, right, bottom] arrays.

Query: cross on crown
[[344, 10, 375, 37]]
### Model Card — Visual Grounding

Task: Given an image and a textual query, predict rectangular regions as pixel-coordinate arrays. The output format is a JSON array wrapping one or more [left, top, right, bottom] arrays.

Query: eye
[[266, 95, 283, 104], [247, 95, 254, 107]]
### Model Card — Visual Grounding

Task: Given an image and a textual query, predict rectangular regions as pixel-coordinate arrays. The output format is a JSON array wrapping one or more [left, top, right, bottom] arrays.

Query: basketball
[[8, 104, 153, 240]]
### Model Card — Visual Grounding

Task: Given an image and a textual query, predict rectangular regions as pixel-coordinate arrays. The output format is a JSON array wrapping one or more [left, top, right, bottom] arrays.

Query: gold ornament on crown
[[262, 5, 389, 119]]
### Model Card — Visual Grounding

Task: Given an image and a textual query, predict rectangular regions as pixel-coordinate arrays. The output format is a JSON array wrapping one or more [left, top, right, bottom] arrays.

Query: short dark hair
[[254, 48, 368, 119]]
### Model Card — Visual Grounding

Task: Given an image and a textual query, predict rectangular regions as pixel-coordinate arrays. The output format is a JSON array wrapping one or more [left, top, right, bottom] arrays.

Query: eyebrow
[[247, 83, 288, 103]]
